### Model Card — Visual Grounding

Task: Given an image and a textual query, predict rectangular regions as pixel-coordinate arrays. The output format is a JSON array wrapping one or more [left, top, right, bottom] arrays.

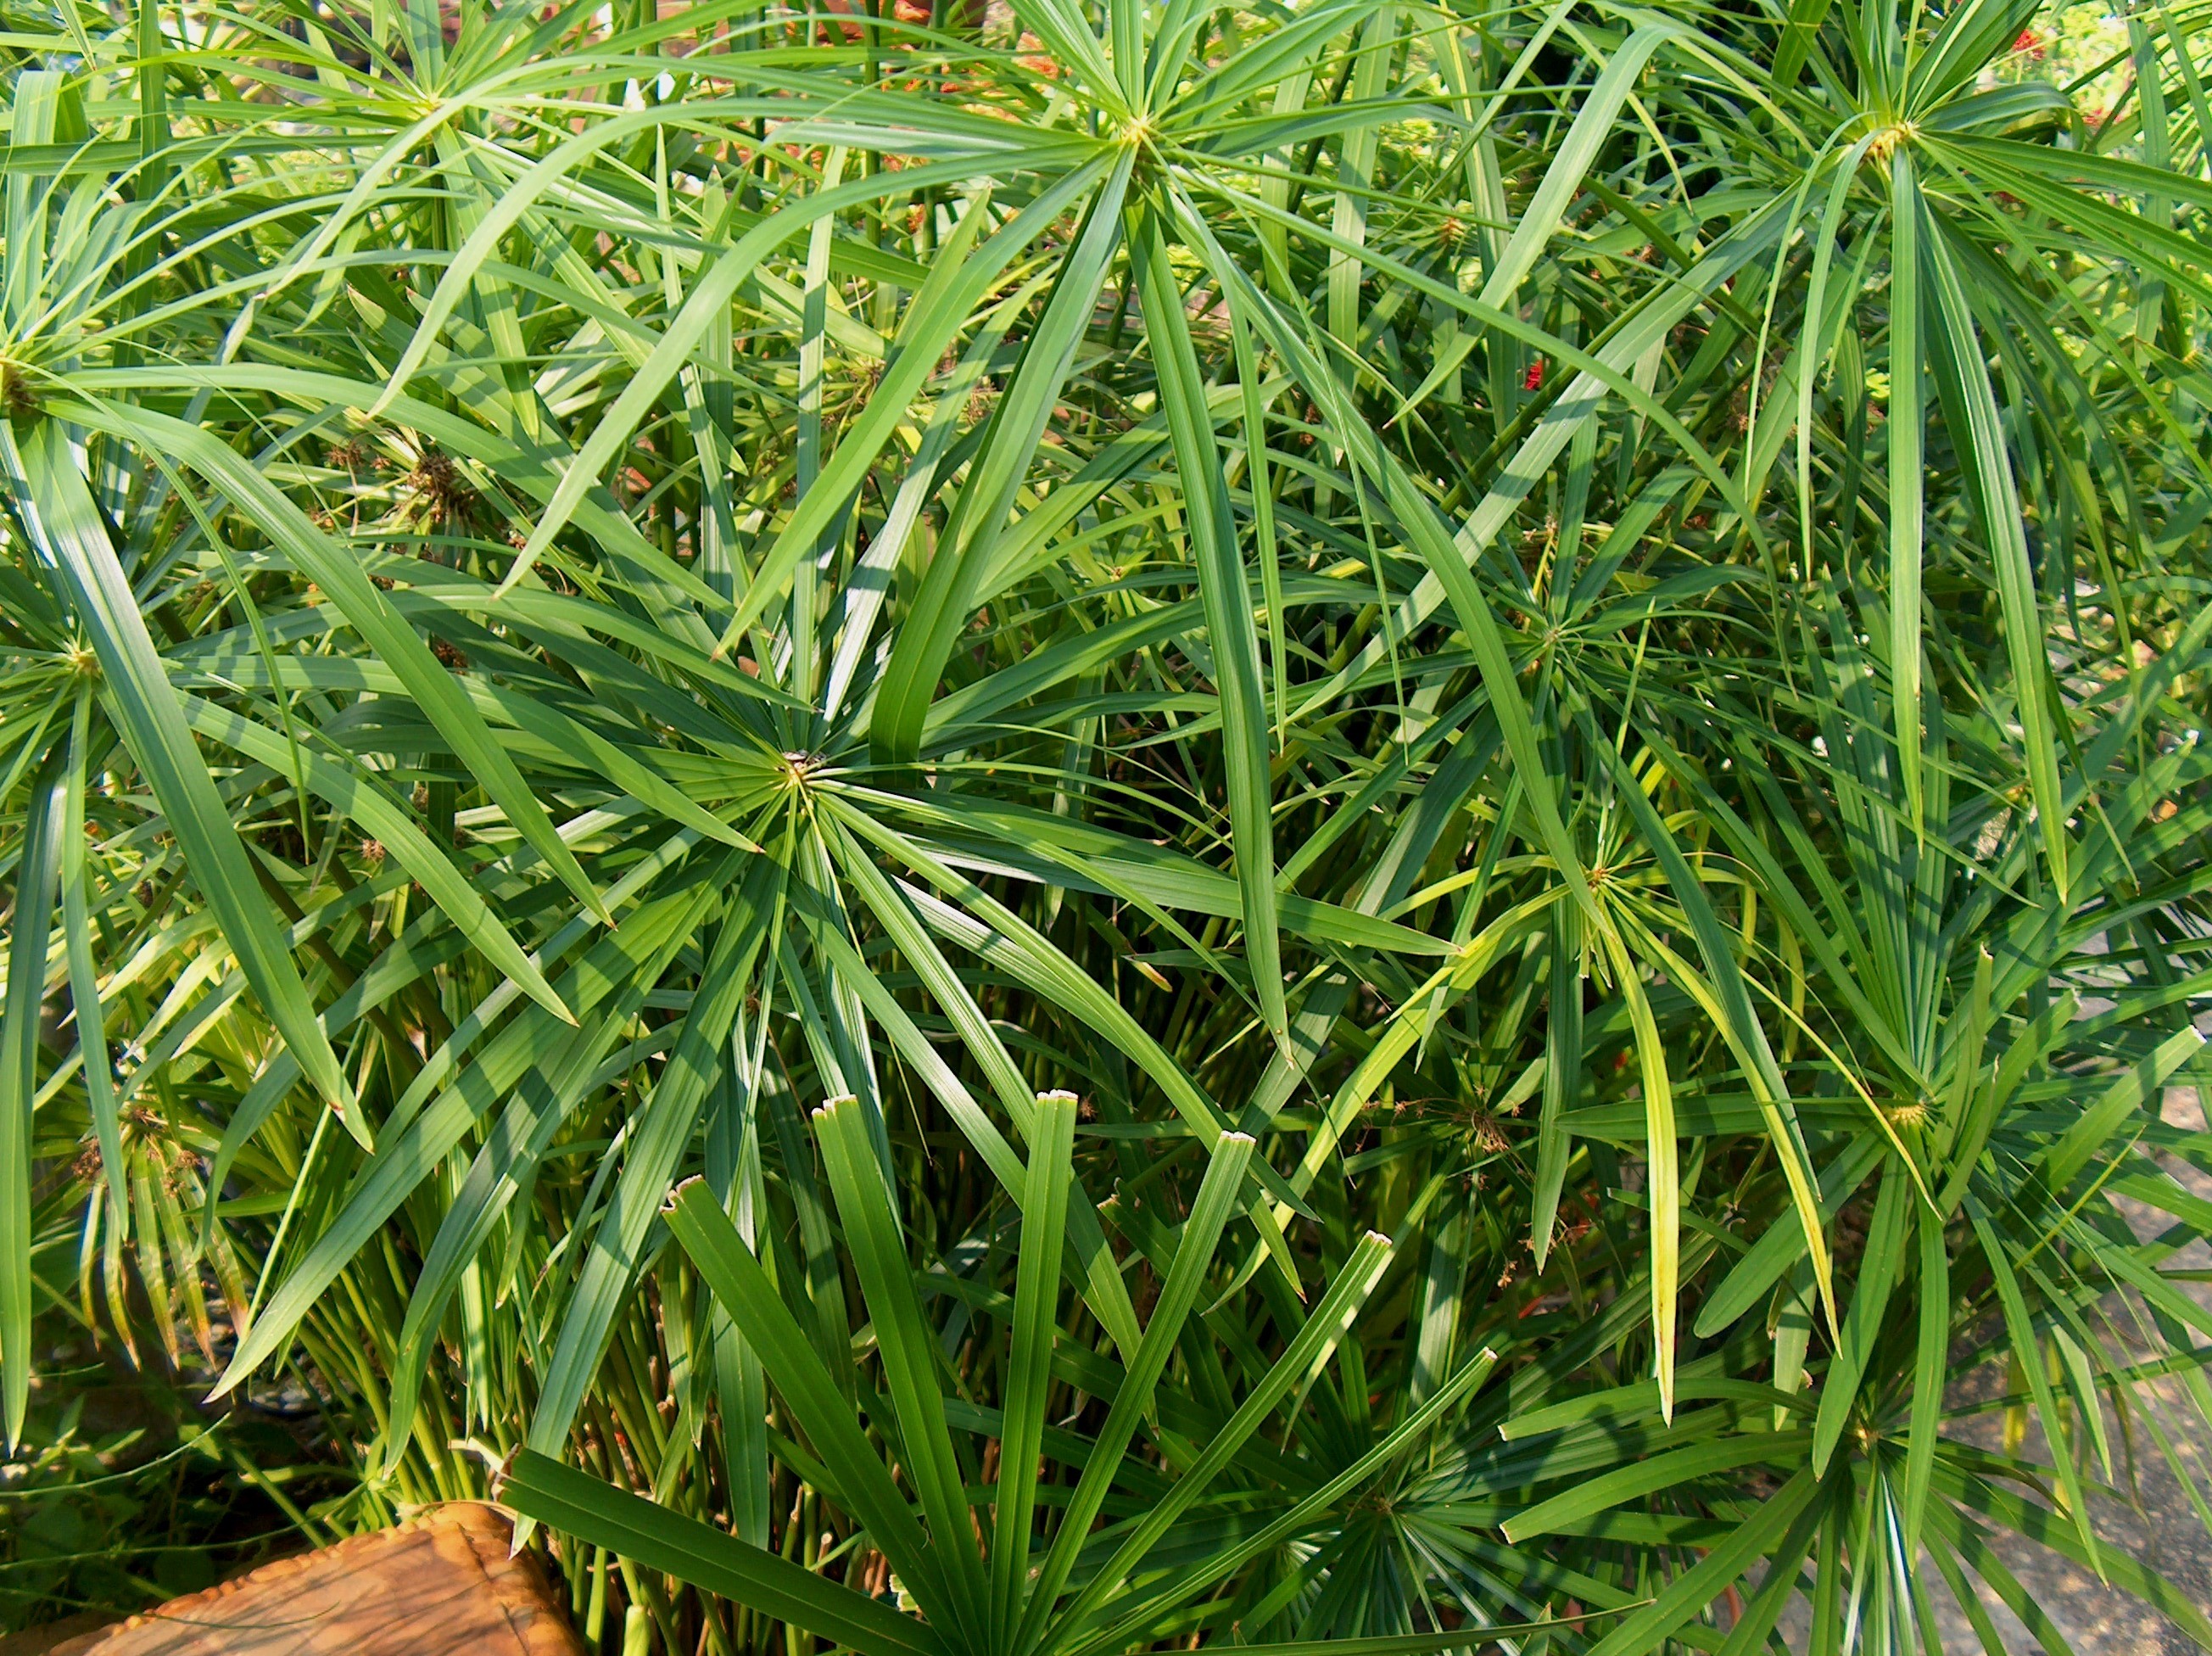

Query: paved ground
[[1913, 1086, 2212, 1654], [1926, 1363, 2212, 1653], [1762, 1085, 2212, 1653]]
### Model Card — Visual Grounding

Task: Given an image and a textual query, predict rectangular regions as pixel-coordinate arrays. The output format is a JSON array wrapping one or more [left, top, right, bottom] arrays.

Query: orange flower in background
[[2013, 27, 2045, 58], [1015, 29, 1058, 77]]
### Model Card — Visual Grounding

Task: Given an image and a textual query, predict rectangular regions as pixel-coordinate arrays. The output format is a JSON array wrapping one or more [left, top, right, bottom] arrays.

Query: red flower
[[1523, 360, 1545, 391], [2013, 28, 2044, 58]]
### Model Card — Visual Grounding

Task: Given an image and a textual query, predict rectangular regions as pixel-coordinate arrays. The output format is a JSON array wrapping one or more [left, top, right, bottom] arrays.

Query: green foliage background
[[3, 0, 2212, 1648]]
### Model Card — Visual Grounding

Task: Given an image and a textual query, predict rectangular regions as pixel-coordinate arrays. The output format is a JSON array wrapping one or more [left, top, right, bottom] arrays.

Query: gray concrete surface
[[1919, 1085, 2212, 1654]]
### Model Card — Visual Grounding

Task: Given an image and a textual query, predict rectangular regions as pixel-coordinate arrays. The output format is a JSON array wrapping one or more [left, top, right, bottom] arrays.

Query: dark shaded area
[[1, 1308, 338, 1637]]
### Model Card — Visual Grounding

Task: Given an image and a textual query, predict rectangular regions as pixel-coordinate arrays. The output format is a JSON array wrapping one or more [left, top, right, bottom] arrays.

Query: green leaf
[[872, 152, 1132, 764], [500, 1450, 951, 1656], [215, 876, 720, 1396], [1051, 1228, 1395, 1648], [1917, 218, 2069, 895], [525, 853, 768, 1457], [1902, 1194, 1949, 1557], [64, 400, 610, 934], [2040, 1023, 2204, 1195], [1504, 1432, 1809, 1544], [1595, 734, 1834, 1334], [179, 696, 570, 1021], [990, 1088, 1075, 1646], [1181, 1624, 1616, 1656], [1130, 205, 1286, 1054], [3, 422, 360, 1134], [1698, 1135, 1886, 1337], [722, 160, 1112, 662], [1083, 1346, 1504, 1652], [813, 1092, 991, 1641], [59, 695, 123, 1232], [1969, 1200, 2102, 1576], [665, 1177, 947, 1620], [1583, 1469, 1821, 1656], [1015, 1133, 1255, 1653], [1531, 903, 1580, 1267], [1888, 149, 1928, 831], [1809, 1155, 1907, 1475], [1, 743, 66, 1447]]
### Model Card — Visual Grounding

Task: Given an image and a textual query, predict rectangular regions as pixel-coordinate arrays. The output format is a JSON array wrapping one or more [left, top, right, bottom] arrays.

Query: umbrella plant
[[4, 0, 2212, 1648]]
